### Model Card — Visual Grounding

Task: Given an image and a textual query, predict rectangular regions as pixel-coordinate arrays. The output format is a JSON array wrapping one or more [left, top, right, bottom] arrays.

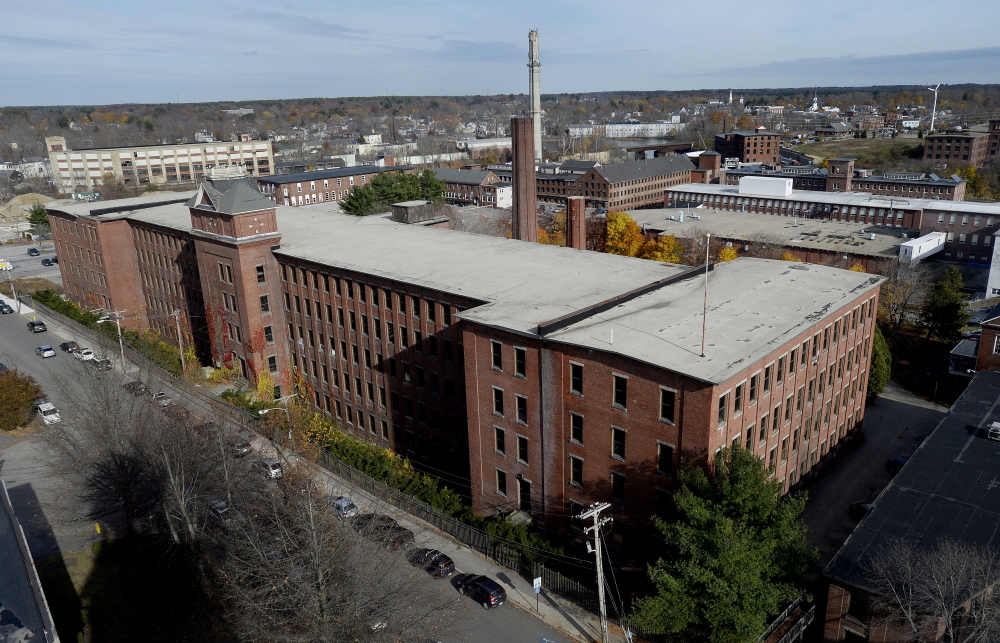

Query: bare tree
[[874, 259, 930, 330], [215, 468, 460, 642], [744, 232, 786, 260], [865, 538, 1000, 643]]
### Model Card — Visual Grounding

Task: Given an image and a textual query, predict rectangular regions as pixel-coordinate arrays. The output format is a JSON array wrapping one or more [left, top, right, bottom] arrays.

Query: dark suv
[[27, 320, 47, 333], [456, 575, 506, 609]]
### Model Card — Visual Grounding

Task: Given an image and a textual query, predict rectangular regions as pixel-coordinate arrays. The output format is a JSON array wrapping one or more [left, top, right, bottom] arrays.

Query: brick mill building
[[45, 179, 881, 541], [491, 155, 696, 211], [714, 129, 781, 164], [432, 168, 512, 208], [255, 165, 412, 207], [723, 158, 968, 201], [922, 124, 997, 168]]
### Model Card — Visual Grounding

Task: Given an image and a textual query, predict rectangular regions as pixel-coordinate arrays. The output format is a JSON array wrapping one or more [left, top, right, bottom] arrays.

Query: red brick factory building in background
[[45, 176, 881, 545]]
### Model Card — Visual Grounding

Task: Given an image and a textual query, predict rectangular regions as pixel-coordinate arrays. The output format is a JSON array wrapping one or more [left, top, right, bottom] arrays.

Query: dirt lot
[[795, 138, 924, 167]]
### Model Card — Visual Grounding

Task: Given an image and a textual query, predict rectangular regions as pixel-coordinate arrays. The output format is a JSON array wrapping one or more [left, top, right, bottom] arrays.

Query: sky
[[4, 0, 1000, 106]]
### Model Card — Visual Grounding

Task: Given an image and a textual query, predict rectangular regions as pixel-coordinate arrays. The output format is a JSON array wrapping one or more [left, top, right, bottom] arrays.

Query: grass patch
[[796, 138, 924, 167], [0, 277, 62, 299]]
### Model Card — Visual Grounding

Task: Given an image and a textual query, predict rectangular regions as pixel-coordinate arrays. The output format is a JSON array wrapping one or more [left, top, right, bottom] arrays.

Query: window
[[267, 355, 277, 372], [570, 413, 584, 444], [514, 347, 526, 377], [494, 427, 505, 454], [570, 363, 583, 394], [517, 435, 529, 463], [734, 383, 744, 416], [776, 357, 784, 384], [516, 395, 528, 424], [255, 265, 266, 284], [613, 374, 627, 408], [493, 388, 504, 416], [612, 427, 626, 460], [764, 365, 772, 394], [657, 443, 674, 476], [749, 374, 758, 405], [718, 392, 729, 426], [659, 388, 676, 423], [570, 457, 584, 487], [259, 294, 269, 312], [610, 471, 625, 503], [496, 470, 507, 496], [491, 341, 503, 370], [263, 325, 273, 343]]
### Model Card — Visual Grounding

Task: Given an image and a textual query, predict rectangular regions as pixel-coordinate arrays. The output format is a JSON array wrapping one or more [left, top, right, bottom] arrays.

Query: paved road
[[0, 302, 583, 643], [0, 302, 100, 559]]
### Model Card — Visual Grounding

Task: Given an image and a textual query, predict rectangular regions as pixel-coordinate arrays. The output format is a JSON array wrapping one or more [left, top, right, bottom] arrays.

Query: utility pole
[[106, 310, 127, 367], [171, 309, 186, 373], [581, 502, 613, 643]]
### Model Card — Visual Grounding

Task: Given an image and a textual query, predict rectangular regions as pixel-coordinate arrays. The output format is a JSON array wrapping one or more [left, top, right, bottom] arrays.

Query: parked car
[[51, 256, 58, 264], [35, 345, 56, 358], [849, 501, 873, 520], [208, 499, 245, 528], [376, 525, 414, 550], [123, 381, 150, 396], [88, 357, 113, 371], [59, 341, 79, 353], [27, 320, 47, 333], [36, 402, 61, 425], [150, 391, 173, 407], [886, 456, 908, 475], [73, 348, 95, 361], [0, 363, 7, 373], [408, 548, 456, 578], [455, 574, 507, 609], [41, 258, 53, 266], [328, 496, 358, 519], [0, 303, 13, 314], [987, 421, 1000, 441], [27, 247, 39, 256], [253, 458, 283, 479], [231, 439, 252, 457]]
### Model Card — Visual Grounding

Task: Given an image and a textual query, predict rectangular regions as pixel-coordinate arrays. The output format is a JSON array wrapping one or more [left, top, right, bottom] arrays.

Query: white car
[[328, 496, 358, 519], [73, 348, 95, 361], [37, 402, 61, 425], [35, 345, 56, 358]]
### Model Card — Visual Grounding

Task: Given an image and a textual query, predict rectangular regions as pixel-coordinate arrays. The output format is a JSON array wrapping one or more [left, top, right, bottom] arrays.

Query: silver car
[[328, 496, 358, 519], [253, 458, 283, 479]]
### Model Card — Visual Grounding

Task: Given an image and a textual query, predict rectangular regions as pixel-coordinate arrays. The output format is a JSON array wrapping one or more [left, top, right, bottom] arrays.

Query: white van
[[988, 422, 1000, 442]]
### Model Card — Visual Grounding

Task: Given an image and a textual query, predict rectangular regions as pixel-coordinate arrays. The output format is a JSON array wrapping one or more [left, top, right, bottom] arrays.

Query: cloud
[[693, 46, 1000, 87], [0, 33, 89, 50]]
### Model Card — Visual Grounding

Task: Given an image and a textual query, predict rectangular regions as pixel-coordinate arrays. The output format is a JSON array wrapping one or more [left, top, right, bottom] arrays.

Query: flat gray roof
[[637, 207, 905, 258], [825, 371, 1000, 592], [667, 182, 1000, 215], [50, 196, 880, 384]]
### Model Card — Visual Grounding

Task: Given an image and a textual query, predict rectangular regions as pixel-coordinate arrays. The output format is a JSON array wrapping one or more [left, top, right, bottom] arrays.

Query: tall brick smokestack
[[566, 196, 586, 249], [511, 116, 537, 242], [527, 29, 542, 161]]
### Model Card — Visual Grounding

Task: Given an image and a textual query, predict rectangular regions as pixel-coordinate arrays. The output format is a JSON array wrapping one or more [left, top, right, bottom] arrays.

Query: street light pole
[[259, 393, 297, 444]]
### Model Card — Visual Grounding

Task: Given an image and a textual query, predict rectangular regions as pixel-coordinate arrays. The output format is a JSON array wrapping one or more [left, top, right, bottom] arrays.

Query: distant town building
[[566, 119, 685, 139], [0, 157, 51, 179], [221, 107, 254, 117], [45, 135, 273, 193]]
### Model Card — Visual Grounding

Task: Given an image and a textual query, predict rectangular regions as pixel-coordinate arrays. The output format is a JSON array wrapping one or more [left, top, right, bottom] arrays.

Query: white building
[[0, 158, 50, 179], [45, 135, 274, 192]]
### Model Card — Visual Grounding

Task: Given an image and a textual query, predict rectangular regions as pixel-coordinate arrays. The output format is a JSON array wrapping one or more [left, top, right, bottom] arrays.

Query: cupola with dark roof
[[188, 178, 279, 242]]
